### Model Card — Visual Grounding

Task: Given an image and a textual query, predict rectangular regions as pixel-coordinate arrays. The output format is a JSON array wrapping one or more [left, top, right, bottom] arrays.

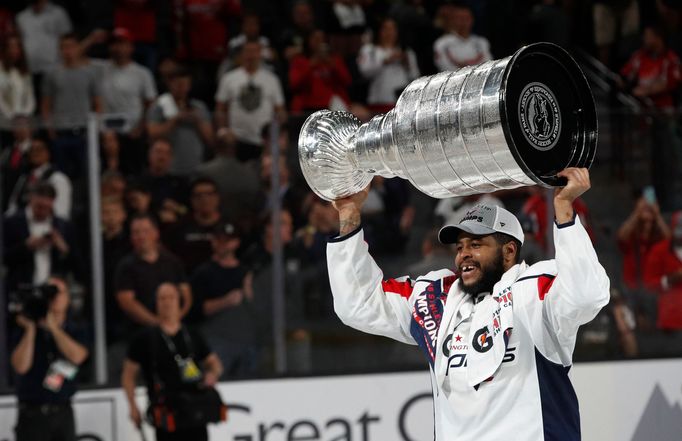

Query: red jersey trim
[[382, 279, 413, 299], [537, 275, 556, 300]]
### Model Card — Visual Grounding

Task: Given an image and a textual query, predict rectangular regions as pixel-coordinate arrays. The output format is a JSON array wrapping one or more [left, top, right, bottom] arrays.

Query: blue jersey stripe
[[534, 348, 581, 441]]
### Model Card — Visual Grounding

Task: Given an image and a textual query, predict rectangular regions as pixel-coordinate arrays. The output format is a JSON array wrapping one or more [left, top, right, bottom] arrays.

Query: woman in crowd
[[288, 29, 352, 113], [0, 34, 35, 141], [357, 18, 419, 113]]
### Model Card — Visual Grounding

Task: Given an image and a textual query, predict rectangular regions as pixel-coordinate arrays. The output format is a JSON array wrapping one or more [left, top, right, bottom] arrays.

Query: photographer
[[10, 276, 89, 441], [122, 283, 223, 441]]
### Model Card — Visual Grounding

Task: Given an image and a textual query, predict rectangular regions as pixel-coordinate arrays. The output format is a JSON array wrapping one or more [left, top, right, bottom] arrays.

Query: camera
[[9, 283, 59, 321]]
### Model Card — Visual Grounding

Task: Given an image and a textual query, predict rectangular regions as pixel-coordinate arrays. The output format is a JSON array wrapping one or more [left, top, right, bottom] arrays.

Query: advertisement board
[[0, 359, 680, 441]]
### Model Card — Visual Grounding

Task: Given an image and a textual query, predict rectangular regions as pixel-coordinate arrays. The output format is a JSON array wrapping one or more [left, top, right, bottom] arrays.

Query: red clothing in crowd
[[175, 0, 241, 62], [114, 0, 157, 43], [289, 54, 352, 112], [0, 8, 15, 40], [621, 48, 682, 109], [522, 193, 593, 250], [618, 237, 661, 291], [644, 239, 682, 330]]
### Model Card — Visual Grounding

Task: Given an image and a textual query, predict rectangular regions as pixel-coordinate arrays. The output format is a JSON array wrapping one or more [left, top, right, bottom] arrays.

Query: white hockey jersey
[[327, 215, 610, 441]]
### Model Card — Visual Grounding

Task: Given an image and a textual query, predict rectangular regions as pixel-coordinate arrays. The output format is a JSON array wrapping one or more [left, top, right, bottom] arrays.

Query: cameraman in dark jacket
[[122, 282, 223, 441], [10, 276, 89, 441]]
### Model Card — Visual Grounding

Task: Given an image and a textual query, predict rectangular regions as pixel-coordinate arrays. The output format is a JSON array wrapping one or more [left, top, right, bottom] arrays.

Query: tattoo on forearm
[[339, 214, 361, 236]]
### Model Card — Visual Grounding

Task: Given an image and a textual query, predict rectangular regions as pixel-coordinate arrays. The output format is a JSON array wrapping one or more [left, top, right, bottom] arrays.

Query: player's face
[[454, 232, 505, 295]]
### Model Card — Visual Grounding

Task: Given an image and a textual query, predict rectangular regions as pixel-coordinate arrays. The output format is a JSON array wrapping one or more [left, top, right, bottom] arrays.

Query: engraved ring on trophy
[[297, 42, 597, 201]]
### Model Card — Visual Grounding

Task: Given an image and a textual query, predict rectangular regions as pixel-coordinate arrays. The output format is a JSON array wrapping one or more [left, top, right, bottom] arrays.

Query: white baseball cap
[[438, 203, 525, 245]]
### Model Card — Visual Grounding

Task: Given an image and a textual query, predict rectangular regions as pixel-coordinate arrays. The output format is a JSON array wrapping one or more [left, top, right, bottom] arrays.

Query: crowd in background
[[2, 0, 682, 388]]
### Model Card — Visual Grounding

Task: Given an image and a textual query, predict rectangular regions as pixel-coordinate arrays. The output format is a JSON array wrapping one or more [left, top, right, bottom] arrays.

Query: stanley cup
[[298, 43, 597, 201]]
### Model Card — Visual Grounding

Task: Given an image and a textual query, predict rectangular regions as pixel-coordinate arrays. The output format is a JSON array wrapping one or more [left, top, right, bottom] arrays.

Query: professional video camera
[[8, 283, 59, 321]]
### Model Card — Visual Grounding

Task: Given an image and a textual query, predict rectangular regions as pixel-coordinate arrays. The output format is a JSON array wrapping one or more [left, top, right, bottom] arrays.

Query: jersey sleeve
[[326, 227, 417, 345], [540, 215, 610, 364]]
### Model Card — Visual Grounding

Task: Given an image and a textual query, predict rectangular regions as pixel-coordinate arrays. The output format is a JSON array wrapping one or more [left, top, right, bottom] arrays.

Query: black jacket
[[3, 211, 79, 292]]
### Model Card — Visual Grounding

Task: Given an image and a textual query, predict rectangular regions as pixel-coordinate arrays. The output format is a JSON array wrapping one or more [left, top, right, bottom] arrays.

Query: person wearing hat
[[327, 167, 609, 441], [191, 221, 257, 377]]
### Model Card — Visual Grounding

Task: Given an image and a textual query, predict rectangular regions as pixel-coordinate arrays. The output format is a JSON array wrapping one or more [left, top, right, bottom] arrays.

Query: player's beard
[[460, 250, 505, 296]]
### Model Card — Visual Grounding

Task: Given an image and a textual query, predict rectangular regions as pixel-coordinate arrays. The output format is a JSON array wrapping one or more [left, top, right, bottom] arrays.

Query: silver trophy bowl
[[298, 42, 597, 201]]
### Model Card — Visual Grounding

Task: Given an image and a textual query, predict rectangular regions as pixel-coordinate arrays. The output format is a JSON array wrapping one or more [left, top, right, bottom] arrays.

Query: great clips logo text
[[224, 392, 434, 441]]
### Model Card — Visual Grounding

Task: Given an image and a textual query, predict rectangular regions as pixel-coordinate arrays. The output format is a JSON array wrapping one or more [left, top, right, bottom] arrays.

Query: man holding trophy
[[298, 43, 609, 440]]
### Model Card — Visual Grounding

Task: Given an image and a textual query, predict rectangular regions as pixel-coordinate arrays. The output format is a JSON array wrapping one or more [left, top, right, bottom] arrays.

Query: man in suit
[[3, 181, 77, 293]]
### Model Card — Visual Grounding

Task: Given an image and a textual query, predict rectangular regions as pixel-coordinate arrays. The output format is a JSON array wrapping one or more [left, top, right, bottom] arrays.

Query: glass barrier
[[1, 107, 682, 395]]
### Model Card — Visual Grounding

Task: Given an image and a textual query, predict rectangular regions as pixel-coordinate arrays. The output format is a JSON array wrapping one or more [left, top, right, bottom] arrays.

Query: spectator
[[1, 115, 32, 211], [360, 176, 414, 254], [98, 28, 157, 174], [223, 12, 275, 74], [175, 0, 241, 63], [114, 213, 192, 332], [194, 130, 261, 231], [289, 29, 352, 112], [259, 153, 307, 229], [517, 211, 545, 265], [325, 0, 367, 58], [15, 0, 72, 95], [41, 33, 102, 179], [620, 24, 682, 110], [122, 282, 223, 441], [11, 276, 88, 441], [620, 25, 682, 210], [407, 228, 455, 278], [618, 196, 671, 293], [215, 40, 286, 163], [113, 0, 167, 70], [0, 7, 16, 41], [296, 197, 339, 318], [156, 56, 179, 94], [191, 222, 257, 377], [643, 210, 682, 355], [279, 0, 317, 63], [433, 2, 491, 72], [101, 170, 127, 200], [100, 130, 124, 173], [244, 209, 310, 373], [574, 287, 638, 360], [6, 137, 72, 220], [138, 138, 189, 226], [389, 0, 437, 74], [522, 188, 594, 251], [0, 34, 35, 135], [594, 0, 640, 67], [166, 178, 225, 275], [101, 197, 130, 346], [619, 195, 670, 328], [147, 66, 213, 176], [174, 0, 241, 104], [3, 182, 77, 293], [124, 180, 153, 218], [357, 18, 419, 113]]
